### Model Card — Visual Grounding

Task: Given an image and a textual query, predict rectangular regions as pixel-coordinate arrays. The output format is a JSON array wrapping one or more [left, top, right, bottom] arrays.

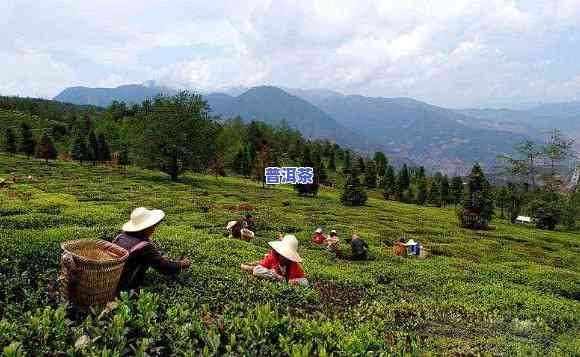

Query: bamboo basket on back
[[59, 239, 129, 309]]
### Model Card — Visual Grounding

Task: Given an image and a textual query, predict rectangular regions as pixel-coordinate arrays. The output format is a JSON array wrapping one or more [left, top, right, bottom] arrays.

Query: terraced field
[[0, 153, 579, 355]]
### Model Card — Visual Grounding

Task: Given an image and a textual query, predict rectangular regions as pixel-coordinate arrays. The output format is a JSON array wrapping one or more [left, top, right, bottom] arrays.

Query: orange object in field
[[393, 243, 407, 257]]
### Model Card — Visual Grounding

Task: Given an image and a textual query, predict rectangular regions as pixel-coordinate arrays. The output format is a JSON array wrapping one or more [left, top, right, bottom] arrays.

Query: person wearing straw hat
[[324, 229, 340, 256], [113, 207, 191, 291], [347, 233, 369, 261], [227, 213, 254, 240], [246, 235, 308, 286], [311, 227, 327, 244]]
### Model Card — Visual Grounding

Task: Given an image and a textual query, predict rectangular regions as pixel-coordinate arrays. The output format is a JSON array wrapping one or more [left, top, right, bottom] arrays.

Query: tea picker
[[59, 207, 191, 309], [405, 239, 422, 257]]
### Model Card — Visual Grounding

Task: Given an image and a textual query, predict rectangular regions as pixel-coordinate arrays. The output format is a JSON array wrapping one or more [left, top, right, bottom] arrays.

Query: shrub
[[340, 175, 367, 206], [458, 163, 494, 229], [294, 183, 319, 197]]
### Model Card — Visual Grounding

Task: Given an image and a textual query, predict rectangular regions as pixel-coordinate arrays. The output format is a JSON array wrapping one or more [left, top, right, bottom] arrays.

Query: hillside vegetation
[[1, 153, 579, 355]]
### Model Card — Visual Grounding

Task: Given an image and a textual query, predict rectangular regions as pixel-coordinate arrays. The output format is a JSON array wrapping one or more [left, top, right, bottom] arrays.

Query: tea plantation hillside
[[1, 153, 579, 355]]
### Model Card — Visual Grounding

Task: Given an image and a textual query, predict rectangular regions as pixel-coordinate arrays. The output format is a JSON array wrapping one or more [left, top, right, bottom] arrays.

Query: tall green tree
[[364, 160, 377, 188], [302, 145, 314, 167], [458, 163, 494, 230], [373, 152, 388, 178], [416, 174, 428, 205], [88, 130, 99, 164], [450, 176, 464, 205], [234, 147, 246, 175], [37, 131, 57, 163], [328, 149, 336, 171], [499, 139, 542, 189], [243, 145, 253, 177], [118, 145, 130, 168], [19, 122, 35, 158], [507, 182, 524, 223], [343, 150, 351, 173], [382, 165, 397, 200], [70, 133, 89, 164], [132, 92, 219, 181], [494, 186, 510, 219], [4, 128, 17, 154], [97, 133, 111, 162], [428, 173, 443, 207], [397, 164, 410, 191], [543, 129, 574, 198], [357, 156, 366, 174], [341, 174, 367, 206], [318, 161, 328, 185], [441, 175, 450, 207]]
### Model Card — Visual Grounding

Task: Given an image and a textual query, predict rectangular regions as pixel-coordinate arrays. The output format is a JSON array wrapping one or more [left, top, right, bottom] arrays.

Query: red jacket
[[312, 233, 326, 244], [259, 250, 305, 281]]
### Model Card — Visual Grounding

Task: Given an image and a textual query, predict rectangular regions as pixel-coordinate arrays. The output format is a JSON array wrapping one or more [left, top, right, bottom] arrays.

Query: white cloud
[[0, 0, 579, 106]]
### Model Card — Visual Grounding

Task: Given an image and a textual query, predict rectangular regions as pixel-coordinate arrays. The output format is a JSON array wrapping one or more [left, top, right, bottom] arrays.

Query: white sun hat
[[122, 207, 165, 232], [405, 239, 418, 246], [226, 220, 238, 230], [330, 229, 337, 234], [315, 227, 323, 233], [268, 234, 302, 263]]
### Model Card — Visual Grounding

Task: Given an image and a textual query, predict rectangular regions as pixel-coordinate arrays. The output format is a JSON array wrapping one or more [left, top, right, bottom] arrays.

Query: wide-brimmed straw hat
[[226, 220, 238, 230], [268, 234, 302, 263], [122, 207, 165, 232]]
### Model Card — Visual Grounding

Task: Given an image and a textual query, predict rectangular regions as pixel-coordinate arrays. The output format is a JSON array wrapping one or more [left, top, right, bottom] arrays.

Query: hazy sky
[[1, 0, 579, 107]]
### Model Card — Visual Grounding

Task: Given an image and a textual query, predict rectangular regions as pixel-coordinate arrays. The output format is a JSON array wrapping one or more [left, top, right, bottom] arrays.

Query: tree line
[[3, 93, 580, 232]]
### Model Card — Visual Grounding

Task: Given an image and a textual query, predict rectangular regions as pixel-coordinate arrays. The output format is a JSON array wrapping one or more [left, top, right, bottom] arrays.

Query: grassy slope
[[0, 153, 579, 355]]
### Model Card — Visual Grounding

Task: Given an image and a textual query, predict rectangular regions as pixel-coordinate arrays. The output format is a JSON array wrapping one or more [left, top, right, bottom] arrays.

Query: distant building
[[515, 216, 534, 224]]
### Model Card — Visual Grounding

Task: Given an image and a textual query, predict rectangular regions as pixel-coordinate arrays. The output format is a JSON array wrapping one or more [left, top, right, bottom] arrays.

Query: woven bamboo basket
[[241, 228, 255, 241], [59, 239, 129, 308]]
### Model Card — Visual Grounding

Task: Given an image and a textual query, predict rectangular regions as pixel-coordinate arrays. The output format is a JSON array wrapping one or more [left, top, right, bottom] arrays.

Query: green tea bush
[[0, 153, 578, 355]]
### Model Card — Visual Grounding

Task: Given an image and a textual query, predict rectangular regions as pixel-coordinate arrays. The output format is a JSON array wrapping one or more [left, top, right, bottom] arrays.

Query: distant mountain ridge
[[53, 83, 580, 174], [204, 86, 385, 155], [54, 84, 177, 107]]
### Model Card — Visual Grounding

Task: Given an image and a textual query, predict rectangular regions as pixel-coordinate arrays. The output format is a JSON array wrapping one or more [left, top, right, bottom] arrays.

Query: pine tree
[[83, 113, 92, 135], [341, 174, 367, 206], [234, 147, 245, 175], [428, 173, 442, 207], [243, 145, 253, 177], [458, 163, 494, 229], [318, 161, 328, 185], [416, 175, 428, 205], [38, 131, 58, 163], [357, 157, 366, 173], [88, 130, 99, 164], [19, 122, 35, 158], [441, 175, 450, 207], [397, 164, 411, 191], [373, 152, 388, 178], [382, 165, 396, 200], [289, 139, 302, 161], [364, 160, 377, 188], [312, 149, 323, 183], [416, 166, 426, 182], [450, 176, 464, 205], [118, 145, 130, 168], [328, 149, 336, 171], [302, 145, 314, 167], [397, 164, 410, 196], [343, 150, 351, 173], [4, 128, 17, 154], [70, 134, 89, 164], [97, 133, 111, 162]]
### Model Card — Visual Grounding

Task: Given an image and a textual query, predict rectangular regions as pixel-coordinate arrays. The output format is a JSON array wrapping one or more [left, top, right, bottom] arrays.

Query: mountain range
[[53, 83, 580, 175]]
